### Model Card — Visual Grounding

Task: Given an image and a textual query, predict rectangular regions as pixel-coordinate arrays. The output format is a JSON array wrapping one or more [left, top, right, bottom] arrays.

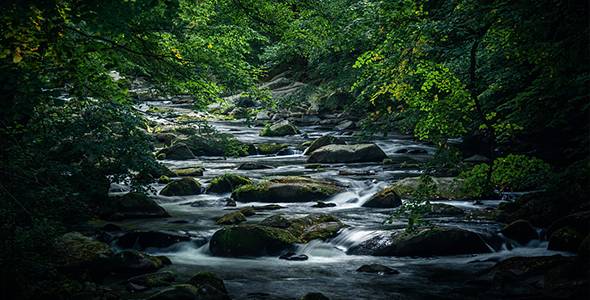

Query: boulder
[[312, 202, 336, 208], [160, 178, 202, 196], [288, 214, 346, 242], [209, 225, 298, 256], [362, 187, 402, 208], [53, 232, 113, 271], [207, 174, 252, 194], [260, 215, 292, 229], [127, 271, 176, 291], [256, 143, 288, 155], [156, 143, 195, 160], [307, 144, 387, 163], [279, 252, 309, 261], [260, 121, 299, 137], [356, 264, 399, 275], [106, 250, 171, 275], [232, 176, 343, 203], [374, 227, 491, 257], [188, 272, 228, 295], [100, 192, 169, 220], [147, 284, 199, 300], [501, 220, 539, 245], [154, 133, 177, 146], [390, 177, 469, 200], [239, 207, 257, 217], [427, 203, 465, 217], [116, 231, 191, 250], [303, 135, 346, 155], [301, 293, 330, 300], [174, 167, 204, 177], [237, 162, 274, 170], [548, 226, 585, 252], [216, 211, 247, 225], [335, 120, 354, 131]]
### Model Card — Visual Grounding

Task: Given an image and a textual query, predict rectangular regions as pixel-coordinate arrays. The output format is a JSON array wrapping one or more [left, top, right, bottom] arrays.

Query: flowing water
[[113, 103, 567, 300]]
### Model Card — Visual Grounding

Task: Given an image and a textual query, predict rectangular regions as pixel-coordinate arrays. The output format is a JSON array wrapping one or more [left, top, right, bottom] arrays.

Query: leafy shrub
[[460, 154, 552, 197], [492, 155, 552, 191]]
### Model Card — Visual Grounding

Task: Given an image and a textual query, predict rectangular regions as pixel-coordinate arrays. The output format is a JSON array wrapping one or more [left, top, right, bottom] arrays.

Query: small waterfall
[[329, 228, 384, 252]]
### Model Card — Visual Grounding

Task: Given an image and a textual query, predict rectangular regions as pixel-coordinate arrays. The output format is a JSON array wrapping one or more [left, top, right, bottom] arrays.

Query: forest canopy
[[0, 0, 588, 299]]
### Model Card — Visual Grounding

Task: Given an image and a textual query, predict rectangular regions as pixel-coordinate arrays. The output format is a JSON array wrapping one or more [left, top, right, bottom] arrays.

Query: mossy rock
[[188, 272, 228, 294], [158, 175, 171, 184], [100, 192, 169, 220], [104, 250, 171, 275], [207, 173, 252, 194], [362, 187, 401, 208], [128, 271, 176, 289], [115, 230, 191, 250], [259, 121, 299, 137], [232, 176, 344, 203], [174, 167, 204, 177], [237, 162, 274, 170], [256, 143, 288, 155], [303, 135, 346, 155], [260, 214, 292, 229], [427, 203, 465, 217], [501, 219, 539, 245], [160, 178, 202, 196], [287, 214, 345, 242], [147, 284, 199, 300], [209, 224, 299, 256], [53, 232, 113, 269], [216, 211, 247, 225], [390, 177, 470, 200], [156, 143, 195, 160], [307, 143, 387, 163]]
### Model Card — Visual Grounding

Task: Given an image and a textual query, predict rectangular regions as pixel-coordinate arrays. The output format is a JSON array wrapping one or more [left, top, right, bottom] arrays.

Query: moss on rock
[[207, 173, 252, 194], [209, 225, 299, 256], [160, 178, 202, 196], [232, 176, 343, 203]]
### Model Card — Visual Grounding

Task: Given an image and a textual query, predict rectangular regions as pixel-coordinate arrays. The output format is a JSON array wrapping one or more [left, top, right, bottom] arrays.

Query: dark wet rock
[[478, 255, 590, 299], [578, 234, 590, 258], [547, 211, 590, 239], [260, 215, 292, 229], [427, 203, 465, 217], [239, 207, 257, 216], [312, 202, 336, 208], [116, 230, 191, 250], [209, 225, 298, 257], [354, 227, 492, 257], [356, 264, 400, 275], [260, 121, 299, 137], [225, 199, 237, 207], [279, 252, 308, 261], [303, 135, 346, 155], [100, 192, 169, 220], [188, 272, 228, 294], [256, 143, 288, 155], [127, 271, 175, 291], [307, 144, 387, 163], [335, 120, 354, 131], [362, 187, 401, 208], [160, 177, 202, 196], [216, 211, 247, 225], [301, 293, 329, 300], [53, 232, 113, 272], [178, 134, 249, 157], [102, 223, 123, 232], [156, 143, 195, 160], [276, 147, 296, 156], [237, 162, 274, 170], [106, 250, 171, 275], [169, 219, 190, 224], [407, 149, 427, 155], [252, 204, 286, 211], [174, 167, 205, 177], [232, 176, 344, 203], [146, 284, 199, 300], [154, 133, 177, 146], [501, 220, 539, 245], [207, 174, 252, 194], [548, 226, 585, 252]]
